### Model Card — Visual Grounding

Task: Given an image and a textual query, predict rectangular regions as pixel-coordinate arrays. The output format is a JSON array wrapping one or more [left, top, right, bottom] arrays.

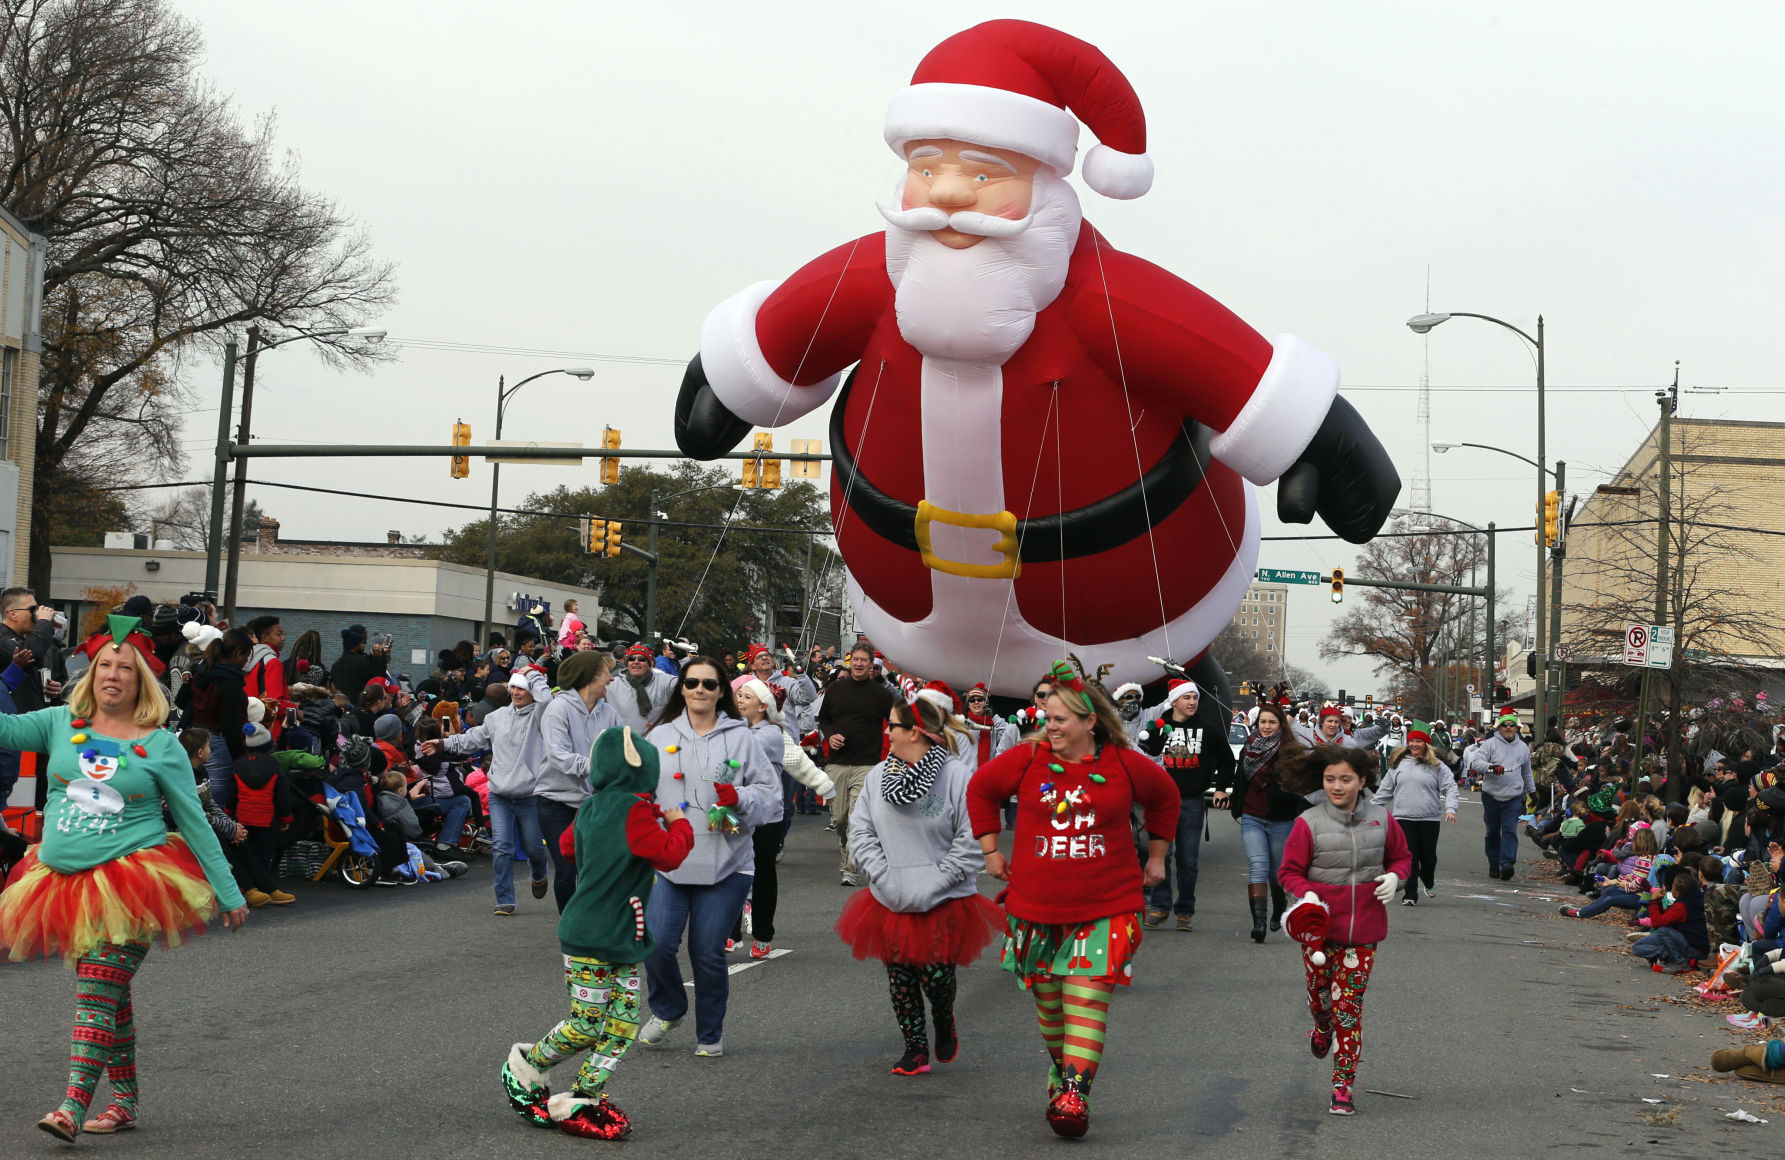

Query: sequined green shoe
[[502, 1043, 556, 1129]]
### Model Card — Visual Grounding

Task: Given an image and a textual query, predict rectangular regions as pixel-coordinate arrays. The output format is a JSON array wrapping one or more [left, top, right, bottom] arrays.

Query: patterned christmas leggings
[[62, 941, 149, 1123], [1302, 942, 1377, 1087], [886, 963, 956, 1055], [1029, 975, 1116, 1096], [525, 956, 643, 1096]]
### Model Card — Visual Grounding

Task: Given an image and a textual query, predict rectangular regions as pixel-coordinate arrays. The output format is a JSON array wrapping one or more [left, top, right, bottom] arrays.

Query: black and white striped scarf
[[881, 744, 947, 805]]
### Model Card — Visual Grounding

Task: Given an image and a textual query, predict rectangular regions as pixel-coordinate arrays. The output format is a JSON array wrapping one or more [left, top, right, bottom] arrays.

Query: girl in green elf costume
[[500, 726, 693, 1141]]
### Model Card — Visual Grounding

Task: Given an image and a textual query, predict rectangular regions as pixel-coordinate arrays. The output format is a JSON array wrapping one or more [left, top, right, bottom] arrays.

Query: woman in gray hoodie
[[637, 657, 781, 1058], [1371, 722, 1457, 905], [836, 696, 1004, 1077]]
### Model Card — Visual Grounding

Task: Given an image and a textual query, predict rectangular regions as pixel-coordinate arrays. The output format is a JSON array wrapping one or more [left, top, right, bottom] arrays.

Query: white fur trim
[[1082, 144, 1154, 199], [1112, 682, 1143, 700], [884, 83, 1079, 175], [915, 688, 955, 713], [736, 677, 780, 724], [1209, 334, 1340, 486], [700, 281, 843, 428], [507, 1044, 550, 1093], [547, 1091, 597, 1122]]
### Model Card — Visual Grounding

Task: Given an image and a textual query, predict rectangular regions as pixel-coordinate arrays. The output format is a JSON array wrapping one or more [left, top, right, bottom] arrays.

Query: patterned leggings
[[1029, 975, 1115, 1097], [1302, 942, 1377, 1087], [525, 956, 643, 1096], [63, 941, 148, 1122], [886, 963, 956, 1055]]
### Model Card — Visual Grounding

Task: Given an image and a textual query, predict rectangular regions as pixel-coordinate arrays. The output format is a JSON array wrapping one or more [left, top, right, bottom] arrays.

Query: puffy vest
[[1300, 798, 1393, 886], [233, 753, 282, 828]]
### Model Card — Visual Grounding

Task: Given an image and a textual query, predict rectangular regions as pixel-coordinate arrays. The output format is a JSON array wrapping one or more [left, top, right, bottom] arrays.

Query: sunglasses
[[682, 677, 721, 691], [966, 696, 987, 704]]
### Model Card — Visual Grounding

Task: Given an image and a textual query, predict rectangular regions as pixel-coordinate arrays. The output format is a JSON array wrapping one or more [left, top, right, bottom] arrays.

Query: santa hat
[[1318, 706, 1344, 721], [625, 642, 654, 660], [1167, 678, 1198, 704], [735, 676, 781, 724], [182, 620, 222, 652], [746, 642, 771, 663], [1282, 892, 1331, 965], [1112, 682, 1143, 701], [884, 20, 1154, 200], [918, 679, 964, 717]]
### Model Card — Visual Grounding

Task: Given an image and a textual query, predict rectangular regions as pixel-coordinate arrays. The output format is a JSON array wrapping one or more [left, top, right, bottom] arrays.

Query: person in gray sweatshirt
[[1467, 712, 1536, 880], [1372, 721, 1459, 904], [537, 650, 622, 912], [424, 666, 554, 914], [836, 695, 1004, 1076], [611, 643, 678, 734], [637, 657, 782, 1058]]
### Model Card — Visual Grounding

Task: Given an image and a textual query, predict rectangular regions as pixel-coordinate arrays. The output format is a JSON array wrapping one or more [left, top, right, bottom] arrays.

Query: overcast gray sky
[[170, 0, 1785, 693]]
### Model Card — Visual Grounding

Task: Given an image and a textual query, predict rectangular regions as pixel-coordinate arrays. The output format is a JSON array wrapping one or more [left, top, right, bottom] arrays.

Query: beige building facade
[[0, 206, 45, 588], [1235, 581, 1288, 662]]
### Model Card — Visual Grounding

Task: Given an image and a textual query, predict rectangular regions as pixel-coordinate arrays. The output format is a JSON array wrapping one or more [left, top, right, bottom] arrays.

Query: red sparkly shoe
[[551, 1093, 632, 1141], [1047, 1091, 1090, 1138]]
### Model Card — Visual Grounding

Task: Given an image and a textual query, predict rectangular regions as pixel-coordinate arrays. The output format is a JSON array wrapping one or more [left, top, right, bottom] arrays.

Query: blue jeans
[[1632, 926, 1701, 965], [1240, 815, 1295, 886], [1148, 797, 1206, 916], [488, 792, 548, 907], [1482, 793, 1521, 869], [434, 794, 472, 846], [645, 872, 754, 1046], [1577, 885, 1641, 918], [206, 742, 236, 811], [535, 796, 581, 913]]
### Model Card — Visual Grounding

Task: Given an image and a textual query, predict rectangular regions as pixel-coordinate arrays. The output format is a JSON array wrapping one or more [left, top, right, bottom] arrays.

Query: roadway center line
[[686, 947, 791, 986]]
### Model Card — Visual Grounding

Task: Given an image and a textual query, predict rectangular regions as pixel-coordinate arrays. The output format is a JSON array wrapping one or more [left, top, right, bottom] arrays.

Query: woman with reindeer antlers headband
[[965, 659, 1178, 1139]]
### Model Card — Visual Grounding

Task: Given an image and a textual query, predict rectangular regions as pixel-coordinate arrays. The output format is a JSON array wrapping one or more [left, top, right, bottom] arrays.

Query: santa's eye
[[974, 173, 988, 183], [920, 169, 933, 178]]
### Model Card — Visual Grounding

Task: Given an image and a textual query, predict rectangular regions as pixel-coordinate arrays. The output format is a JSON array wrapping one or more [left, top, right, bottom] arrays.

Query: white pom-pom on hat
[[1082, 144, 1154, 200]]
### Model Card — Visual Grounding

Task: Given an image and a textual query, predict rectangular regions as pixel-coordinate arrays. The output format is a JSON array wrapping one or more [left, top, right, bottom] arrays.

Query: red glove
[[715, 783, 739, 808], [528, 663, 548, 676], [559, 825, 576, 858]]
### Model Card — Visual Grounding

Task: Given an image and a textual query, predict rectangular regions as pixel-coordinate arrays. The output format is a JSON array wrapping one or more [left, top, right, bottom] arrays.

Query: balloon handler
[[675, 19, 1400, 696], [500, 727, 694, 1141]]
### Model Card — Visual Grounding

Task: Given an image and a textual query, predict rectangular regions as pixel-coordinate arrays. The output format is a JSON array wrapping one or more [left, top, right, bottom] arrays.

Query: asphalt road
[[1, 800, 1777, 1158]]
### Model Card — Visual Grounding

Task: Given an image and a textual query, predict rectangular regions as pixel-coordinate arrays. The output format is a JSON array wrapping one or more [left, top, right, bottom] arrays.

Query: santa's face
[[900, 139, 1042, 249]]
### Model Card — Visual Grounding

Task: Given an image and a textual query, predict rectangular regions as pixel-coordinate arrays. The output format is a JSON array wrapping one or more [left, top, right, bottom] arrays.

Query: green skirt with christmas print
[[998, 912, 1144, 988]]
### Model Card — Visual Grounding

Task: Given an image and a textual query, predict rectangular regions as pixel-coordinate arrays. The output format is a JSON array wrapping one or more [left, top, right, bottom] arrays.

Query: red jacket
[[967, 740, 1178, 925]]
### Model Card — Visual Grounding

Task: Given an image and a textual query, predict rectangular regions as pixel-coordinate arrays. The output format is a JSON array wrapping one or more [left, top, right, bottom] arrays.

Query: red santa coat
[[700, 225, 1337, 695]]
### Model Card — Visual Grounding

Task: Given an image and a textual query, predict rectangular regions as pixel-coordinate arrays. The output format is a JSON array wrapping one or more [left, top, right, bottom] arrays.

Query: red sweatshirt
[[967, 740, 1179, 925]]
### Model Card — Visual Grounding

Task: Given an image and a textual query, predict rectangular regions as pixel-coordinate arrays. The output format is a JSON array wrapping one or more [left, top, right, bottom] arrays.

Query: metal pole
[[1531, 314, 1547, 743], [222, 326, 262, 622], [1546, 459, 1567, 733], [204, 340, 238, 595], [1637, 391, 1672, 774], [482, 375, 504, 647], [1485, 522, 1497, 725], [646, 490, 659, 642], [1468, 543, 1479, 712]]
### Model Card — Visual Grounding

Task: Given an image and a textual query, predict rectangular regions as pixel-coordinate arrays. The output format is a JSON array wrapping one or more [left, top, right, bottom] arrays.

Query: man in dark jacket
[[330, 625, 387, 701], [0, 587, 61, 712], [816, 642, 897, 886], [1135, 679, 1237, 931]]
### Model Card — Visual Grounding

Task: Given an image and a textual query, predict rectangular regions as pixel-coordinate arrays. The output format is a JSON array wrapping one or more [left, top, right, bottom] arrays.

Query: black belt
[[827, 367, 1210, 571]]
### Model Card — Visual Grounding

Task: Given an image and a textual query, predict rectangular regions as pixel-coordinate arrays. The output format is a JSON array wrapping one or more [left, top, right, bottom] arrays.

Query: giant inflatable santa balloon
[[676, 19, 1399, 697]]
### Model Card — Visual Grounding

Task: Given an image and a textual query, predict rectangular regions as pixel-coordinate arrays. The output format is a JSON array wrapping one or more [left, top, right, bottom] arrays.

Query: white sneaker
[[695, 1040, 723, 1058], [840, 872, 861, 887], [638, 1016, 681, 1048]]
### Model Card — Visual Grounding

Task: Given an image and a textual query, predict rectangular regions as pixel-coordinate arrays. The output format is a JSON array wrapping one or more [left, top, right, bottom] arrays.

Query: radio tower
[[1411, 265, 1432, 512]]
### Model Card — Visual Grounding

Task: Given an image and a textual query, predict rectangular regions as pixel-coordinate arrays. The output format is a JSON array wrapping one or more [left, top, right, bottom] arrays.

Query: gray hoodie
[[648, 713, 782, 885], [1468, 732, 1536, 801], [1372, 751, 1460, 821], [612, 667, 678, 734], [537, 691, 624, 805], [441, 668, 553, 798], [848, 752, 984, 913]]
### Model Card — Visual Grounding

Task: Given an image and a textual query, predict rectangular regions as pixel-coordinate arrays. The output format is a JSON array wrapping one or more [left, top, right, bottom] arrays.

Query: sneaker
[[1329, 1084, 1355, 1115], [531, 876, 549, 899], [891, 1048, 931, 1075], [443, 861, 469, 879], [840, 872, 861, 887], [1625, 931, 1647, 943], [1309, 1024, 1333, 1059], [1559, 906, 1580, 918], [934, 1023, 959, 1064], [556, 1095, 631, 1141], [493, 904, 516, 916], [694, 1041, 723, 1058], [725, 938, 738, 953], [741, 901, 753, 937], [1401, 896, 1417, 906], [1143, 908, 1167, 928], [1176, 914, 1193, 932], [825, 820, 837, 832], [638, 1016, 680, 1048], [1423, 882, 1437, 899], [267, 890, 296, 905], [1487, 864, 1500, 878], [749, 941, 773, 960], [244, 887, 272, 908], [1499, 866, 1515, 881]]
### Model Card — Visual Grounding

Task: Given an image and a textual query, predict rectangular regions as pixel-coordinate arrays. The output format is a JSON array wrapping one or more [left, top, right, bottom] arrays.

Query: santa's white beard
[[882, 176, 1082, 365]]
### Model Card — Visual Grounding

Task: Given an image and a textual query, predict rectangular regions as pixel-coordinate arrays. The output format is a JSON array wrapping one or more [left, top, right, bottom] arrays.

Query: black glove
[[674, 354, 752, 460], [1276, 396, 1401, 544]]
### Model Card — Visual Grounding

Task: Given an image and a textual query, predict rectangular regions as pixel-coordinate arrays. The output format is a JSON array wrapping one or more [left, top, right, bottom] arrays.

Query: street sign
[[1256, 568, 1325, 585], [1623, 623, 1647, 667], [1647, 626, 1675, 670], [1623, 623, 1674, 669], [1555, 642, 1574, 661]]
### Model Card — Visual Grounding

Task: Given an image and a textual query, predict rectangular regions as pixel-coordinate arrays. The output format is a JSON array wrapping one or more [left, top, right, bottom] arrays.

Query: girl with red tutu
[[835, 695, 1004, 1076], [966, 661, 1179, 1139], [0, 615, 248, 1141]]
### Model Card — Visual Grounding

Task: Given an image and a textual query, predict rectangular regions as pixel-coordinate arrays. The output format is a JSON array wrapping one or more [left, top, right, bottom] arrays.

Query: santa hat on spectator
[[1318, 706, 1344, 722], [1282, 892, 1331, 964], [883, 20, 1155, 199], [734, 676, 781, 724], [918, 679, 964, 717], [625, 642, 654, 661], [1168, 679, 1198, 706], [1112, 681, 1143, 701], [746, 643, 772, 665], [181, 619, 222, 653]]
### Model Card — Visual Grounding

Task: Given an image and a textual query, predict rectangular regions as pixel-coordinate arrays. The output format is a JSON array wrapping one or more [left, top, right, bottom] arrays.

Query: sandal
[[37, 1109, 78, 1141], [83, 1105, 137, 1134], [1142, 908, 1168, 928]]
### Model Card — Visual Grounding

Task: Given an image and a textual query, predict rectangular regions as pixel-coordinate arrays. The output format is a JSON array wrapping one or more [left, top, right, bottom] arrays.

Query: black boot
[[1269, 882, 1288, 932], [1249, 884, 1269, 944]]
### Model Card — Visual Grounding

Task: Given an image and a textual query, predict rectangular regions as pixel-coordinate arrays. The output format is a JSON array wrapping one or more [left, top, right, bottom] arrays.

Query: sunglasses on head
[[682, 677, 721, 691]]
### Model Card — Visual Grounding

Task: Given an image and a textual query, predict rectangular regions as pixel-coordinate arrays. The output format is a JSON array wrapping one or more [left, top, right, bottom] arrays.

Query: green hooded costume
[[557, 727, 681, 961]]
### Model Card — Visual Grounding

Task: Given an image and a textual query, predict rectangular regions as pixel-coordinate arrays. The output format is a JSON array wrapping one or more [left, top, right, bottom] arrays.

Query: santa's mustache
[[877, 200, 1034, 238]]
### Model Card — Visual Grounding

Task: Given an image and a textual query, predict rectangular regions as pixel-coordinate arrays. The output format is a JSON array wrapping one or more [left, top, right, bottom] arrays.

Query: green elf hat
[[77, 614, 166, 677], [1046, 660, 1094, 714], [1406, 720, 1432, 745], [1496, 710, 1520, 728]]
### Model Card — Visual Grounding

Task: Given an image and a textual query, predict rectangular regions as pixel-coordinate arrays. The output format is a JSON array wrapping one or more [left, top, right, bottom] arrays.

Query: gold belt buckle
[[914, 500, 1022, 580]]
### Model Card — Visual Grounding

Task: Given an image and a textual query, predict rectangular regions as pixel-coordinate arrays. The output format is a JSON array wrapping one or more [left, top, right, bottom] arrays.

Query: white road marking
[[685, 947, 790, 986]]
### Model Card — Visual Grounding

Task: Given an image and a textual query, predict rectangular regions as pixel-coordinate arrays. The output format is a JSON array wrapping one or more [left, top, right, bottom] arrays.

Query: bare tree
[[1211, 616, 1283, 691], [0, 0, 397, 589], [1318, 519, 1515, 720], [1282, 662, 1333, 702], [143, 486, 260, 552]]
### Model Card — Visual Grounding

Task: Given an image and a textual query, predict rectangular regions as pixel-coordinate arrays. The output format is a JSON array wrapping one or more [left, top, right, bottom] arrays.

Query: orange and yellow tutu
[[0, 836, 220, 964]]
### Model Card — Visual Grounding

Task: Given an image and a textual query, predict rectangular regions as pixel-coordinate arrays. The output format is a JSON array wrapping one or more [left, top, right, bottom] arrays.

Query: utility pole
[[1532, 315, 1548, 744], [1485, 522, 1497, 726], [1635, 384, 1673, 773], [482, 374, 505, 646], [646, 490, 660, 642], [221, 326, 263, 622], [1546, 459, 1567, 732], [205, 340, 238, 596]]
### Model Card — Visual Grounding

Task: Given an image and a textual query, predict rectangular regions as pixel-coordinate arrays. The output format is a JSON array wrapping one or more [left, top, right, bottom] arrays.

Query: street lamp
[[482, 367, 596, 643], [1409, 307, 1550, 728], [211, 325, 389, 620], [1393, 507, 1496, 723]]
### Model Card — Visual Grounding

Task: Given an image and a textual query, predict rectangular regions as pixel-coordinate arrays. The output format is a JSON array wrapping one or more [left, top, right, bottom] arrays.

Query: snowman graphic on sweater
[[59, 739, 127, 836]]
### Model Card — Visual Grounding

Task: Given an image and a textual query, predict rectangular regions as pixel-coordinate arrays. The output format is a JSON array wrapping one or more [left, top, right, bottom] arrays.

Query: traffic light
[[603, 520, 622, 558], [1239, 681, 1252, 695], [742, 432, 781, 489], [1543, 489, 1561, 546], [1330, 568, 1344, 604], [451, 420, 471, 478], [587, 518, 606, 554], [1365, 693, 1374, 708], [600, 426, 621, 486], [1526, 652, 1538, 679]]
